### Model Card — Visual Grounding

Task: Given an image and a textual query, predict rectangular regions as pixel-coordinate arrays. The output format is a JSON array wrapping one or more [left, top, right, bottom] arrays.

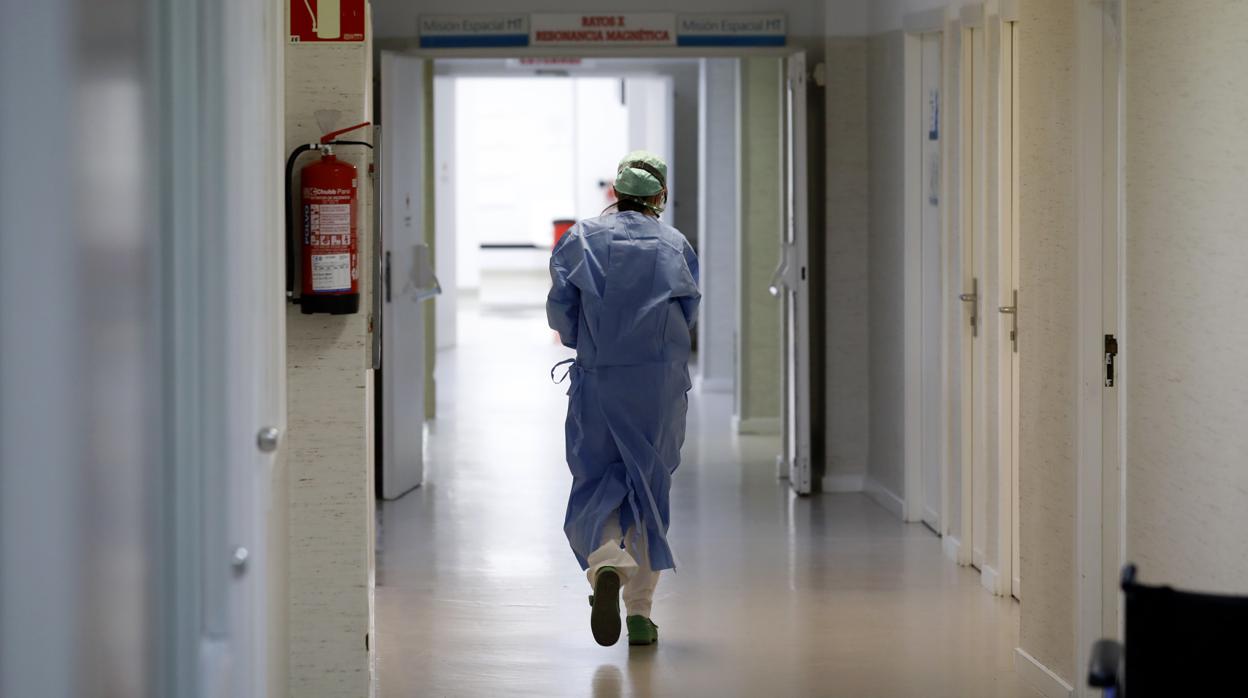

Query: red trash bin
[[552, 218, 576, 247]]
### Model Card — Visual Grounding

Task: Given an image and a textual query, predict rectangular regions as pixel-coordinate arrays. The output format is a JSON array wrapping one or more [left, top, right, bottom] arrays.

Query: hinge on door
[[385, 251, 392, 303], [1104, 334, 1118, 387]]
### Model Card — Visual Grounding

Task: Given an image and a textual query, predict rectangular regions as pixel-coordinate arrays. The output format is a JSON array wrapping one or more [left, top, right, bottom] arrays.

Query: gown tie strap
[[551, 358, 576, 384]]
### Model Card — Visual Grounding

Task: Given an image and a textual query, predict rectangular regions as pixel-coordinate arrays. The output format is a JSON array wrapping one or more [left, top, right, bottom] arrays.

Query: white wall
[[626, 76, 676, 225], [866, 31, 907, 498], [823, 37, 870, 486], [1123, 0, 1248, 594], [574, 79, 630, 219], [868, 0, 978, 34], [697, 58, 741, 394]]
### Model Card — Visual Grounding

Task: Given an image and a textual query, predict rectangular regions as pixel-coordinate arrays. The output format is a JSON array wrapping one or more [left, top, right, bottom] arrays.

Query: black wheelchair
[[1088, 564, 1248, 696]]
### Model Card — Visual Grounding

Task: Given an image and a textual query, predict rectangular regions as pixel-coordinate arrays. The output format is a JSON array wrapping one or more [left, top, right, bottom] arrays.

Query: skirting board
[[821, 473, 865, 493], [735, 417, 780, 435], [865, 478, 906, 520], [942, 535, 962, 563], [1014, 648, 1074, 698]]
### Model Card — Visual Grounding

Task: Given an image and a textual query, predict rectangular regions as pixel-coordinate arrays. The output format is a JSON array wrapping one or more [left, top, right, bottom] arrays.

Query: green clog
[[626, 615, 659, 646], [590, 567, 622, 646]]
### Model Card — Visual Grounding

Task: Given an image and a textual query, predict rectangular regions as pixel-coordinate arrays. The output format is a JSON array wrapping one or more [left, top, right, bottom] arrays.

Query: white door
[[919, 33, 944, 531], [959, 25, 989, 568], [381, 52, 429, 499], [778, 51, 812, 494], [996, 20, 1022, 599]]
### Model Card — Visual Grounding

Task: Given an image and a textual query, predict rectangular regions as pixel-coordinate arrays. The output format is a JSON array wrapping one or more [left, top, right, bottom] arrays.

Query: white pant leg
[[621, 525, 660, 619], [586, 509, 638, 588]]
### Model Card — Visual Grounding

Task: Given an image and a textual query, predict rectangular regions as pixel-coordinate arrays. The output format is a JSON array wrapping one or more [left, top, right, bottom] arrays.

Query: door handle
[[999, 290, 1018, 352], [768, 242, 796, 297], [959, 277, 979, 337]]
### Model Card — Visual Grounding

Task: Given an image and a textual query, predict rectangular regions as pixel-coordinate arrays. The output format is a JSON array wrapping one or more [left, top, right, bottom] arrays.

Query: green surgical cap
[[613, 150, 668, 198]]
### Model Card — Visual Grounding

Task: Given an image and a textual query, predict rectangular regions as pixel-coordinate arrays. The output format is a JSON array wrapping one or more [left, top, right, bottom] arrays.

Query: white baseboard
[[821, 473, 865, 493], [1014, 648, 1074, 698], [735, 416, 780, 435], [942, 535, 962, 563], [699, 376, 734, 393], [980, 564, 1001, 595], [972, 547, 985, 569], [865, 478, 906, 520]]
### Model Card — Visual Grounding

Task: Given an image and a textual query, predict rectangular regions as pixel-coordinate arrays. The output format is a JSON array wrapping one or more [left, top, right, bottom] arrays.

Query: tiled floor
[[375, 299, 1033, 697]]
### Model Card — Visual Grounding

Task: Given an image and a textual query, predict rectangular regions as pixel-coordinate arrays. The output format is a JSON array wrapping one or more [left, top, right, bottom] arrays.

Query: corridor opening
[[374, 52, 819, 502], [370, 48, 842, 694]]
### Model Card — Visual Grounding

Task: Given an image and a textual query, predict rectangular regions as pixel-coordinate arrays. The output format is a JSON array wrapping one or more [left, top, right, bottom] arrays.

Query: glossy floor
[[376, 301, 1034, 697]]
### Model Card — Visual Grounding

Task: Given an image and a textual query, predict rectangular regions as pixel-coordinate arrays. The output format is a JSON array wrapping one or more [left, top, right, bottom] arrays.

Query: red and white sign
[[531, 13, 676, 47], [290, 0, 366, 43]]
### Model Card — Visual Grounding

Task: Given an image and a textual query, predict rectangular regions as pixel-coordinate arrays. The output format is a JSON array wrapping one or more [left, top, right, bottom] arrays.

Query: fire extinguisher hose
[[327, 140, 374, 150]]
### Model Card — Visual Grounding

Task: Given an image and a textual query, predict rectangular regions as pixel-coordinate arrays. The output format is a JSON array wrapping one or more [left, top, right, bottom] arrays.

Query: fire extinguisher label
[[311, 203, 351, 239], [311, 253, 351, 292], [308, 202, 353, 291]]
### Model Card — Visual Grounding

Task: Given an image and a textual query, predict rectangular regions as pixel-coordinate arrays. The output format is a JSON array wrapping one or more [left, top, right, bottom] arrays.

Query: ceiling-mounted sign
[[418, 15, 529, 48], [676, 13, 786, 47], [530, 13, 676, 47], [415, 13, 788, 50], [290, 0, 366, 43]]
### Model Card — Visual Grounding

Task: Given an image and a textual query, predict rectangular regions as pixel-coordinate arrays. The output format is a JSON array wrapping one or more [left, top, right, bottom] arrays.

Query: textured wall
[[824, 38, 870, 478], [1123, 0, 1248, 592], [1017, 0, 1077, 684], [285, 22, 376, 698], [736, 57, 783, 431], [867, 31, 906, 496]]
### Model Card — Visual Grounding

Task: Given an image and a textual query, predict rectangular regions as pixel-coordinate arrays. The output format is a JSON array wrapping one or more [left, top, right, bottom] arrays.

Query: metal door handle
[[1002, 290, 1018, 352], [960, 278, 979, 337]]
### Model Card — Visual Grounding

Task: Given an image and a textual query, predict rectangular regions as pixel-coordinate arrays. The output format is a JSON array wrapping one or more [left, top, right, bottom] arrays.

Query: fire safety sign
[[291, 0, 366, 43]]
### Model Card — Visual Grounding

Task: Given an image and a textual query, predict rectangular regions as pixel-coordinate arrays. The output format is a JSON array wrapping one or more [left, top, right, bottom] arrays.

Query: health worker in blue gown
[[547, 151, 700, 648]]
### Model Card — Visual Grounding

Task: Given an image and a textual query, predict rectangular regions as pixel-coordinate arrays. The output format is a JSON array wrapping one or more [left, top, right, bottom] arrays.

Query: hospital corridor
[[374, 301, 1026, 696], [4, 1, 1248, 698]]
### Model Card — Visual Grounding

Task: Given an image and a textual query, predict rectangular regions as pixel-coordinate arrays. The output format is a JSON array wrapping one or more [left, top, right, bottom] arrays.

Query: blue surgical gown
[[547, 210, 701, 572]]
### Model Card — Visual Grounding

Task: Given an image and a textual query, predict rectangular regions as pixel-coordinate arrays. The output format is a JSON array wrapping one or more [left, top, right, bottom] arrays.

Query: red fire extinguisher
[[285, 121, 373, 315]]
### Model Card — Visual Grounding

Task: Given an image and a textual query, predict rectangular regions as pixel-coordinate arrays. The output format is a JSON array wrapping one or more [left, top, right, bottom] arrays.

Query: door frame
[[901, 10, 949, 528], [380, 51, 431, 500], [1073, 0, 1126, 681], [401, 46, 814, 489], [990, 7, 1021, 600], [903, 5, 979, 557], [782, 50, 813, 494]]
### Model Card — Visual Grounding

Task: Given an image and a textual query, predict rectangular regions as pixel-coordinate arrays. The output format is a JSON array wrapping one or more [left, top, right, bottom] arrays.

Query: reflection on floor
[[376, 302, 1032, 697]]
